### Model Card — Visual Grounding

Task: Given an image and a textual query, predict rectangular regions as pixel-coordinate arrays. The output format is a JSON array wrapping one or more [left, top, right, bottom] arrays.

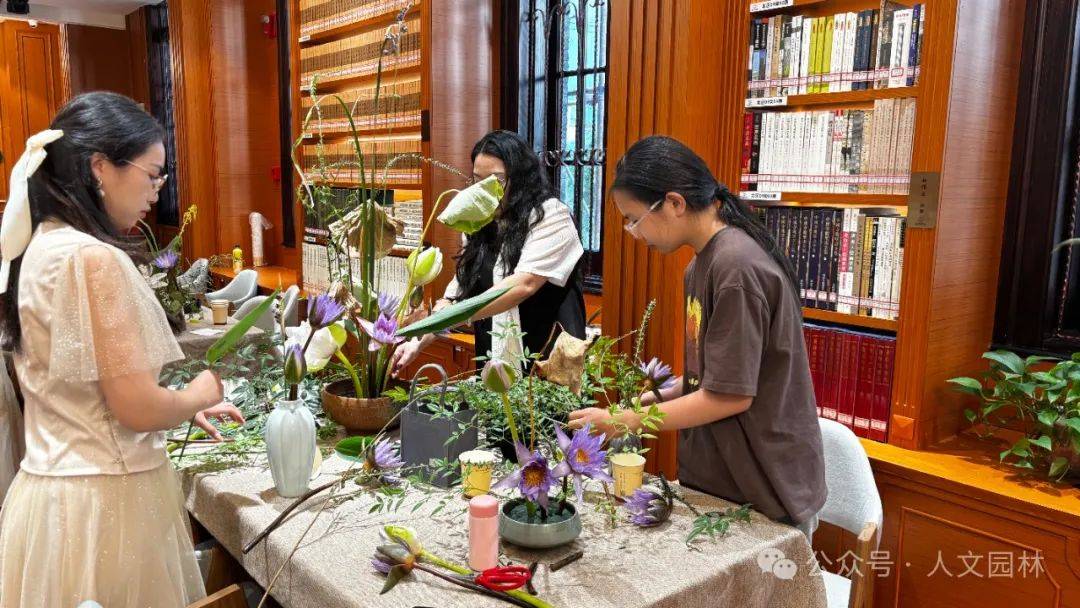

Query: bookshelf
[[288, 0, 494, 300]]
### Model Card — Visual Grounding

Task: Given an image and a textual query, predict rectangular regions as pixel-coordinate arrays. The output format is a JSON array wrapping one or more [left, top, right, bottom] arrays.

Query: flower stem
[[500, 393, 521, 447], [416, 555, 556, 608]]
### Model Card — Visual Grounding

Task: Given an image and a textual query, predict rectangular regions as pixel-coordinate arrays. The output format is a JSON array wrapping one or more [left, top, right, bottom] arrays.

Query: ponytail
[[714, 185, 800, 299]]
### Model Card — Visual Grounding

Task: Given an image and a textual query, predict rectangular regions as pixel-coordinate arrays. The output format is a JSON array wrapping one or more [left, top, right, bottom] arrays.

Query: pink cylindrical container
[[468, 495, 499, 571]]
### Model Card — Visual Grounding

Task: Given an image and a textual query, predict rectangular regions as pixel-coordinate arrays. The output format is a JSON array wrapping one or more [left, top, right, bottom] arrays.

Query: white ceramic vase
[[263, 399, 317, 498]]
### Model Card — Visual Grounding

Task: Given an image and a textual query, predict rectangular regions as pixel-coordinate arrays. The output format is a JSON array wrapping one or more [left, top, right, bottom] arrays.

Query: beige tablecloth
[[181, 453, 827, 608], [176, 312, 266, 361]]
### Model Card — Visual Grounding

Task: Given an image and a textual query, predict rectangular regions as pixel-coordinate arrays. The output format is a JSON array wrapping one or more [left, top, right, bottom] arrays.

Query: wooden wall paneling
[[169, 0, 219, 261], [0, 20, 64, 210], [62, 23, 135, 98], [602, 0, 737, 477], [127, 8, 151, 110], [423, 0, 496, 303], [890, 0, 1027, 449], [209, 0, 284, 267]]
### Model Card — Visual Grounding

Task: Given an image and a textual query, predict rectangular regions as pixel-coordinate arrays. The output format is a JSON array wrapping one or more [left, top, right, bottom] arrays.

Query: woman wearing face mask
[[568, 135, 826, 537], [0, 92, 242, 606], [391, 129, 587, 372]]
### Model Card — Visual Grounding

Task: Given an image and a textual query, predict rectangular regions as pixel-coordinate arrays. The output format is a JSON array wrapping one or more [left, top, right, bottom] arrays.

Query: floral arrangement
[[139, 204, 203, 320]]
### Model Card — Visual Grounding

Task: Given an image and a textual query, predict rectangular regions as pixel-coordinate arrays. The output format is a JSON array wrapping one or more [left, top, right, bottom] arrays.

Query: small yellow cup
[[609, 452, 646, 498], [459, 450, 497, 498], [210, 300, 229, 325]]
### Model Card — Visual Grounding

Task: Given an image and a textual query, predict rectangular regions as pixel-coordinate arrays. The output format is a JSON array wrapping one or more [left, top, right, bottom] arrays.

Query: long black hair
[[611, 135, 800, 296], [454, 130, 557, 298], [1, 91, 165, 351]]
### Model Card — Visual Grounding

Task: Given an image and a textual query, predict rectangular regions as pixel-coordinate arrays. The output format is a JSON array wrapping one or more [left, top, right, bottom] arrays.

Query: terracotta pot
[[320, 379, 399, 435]]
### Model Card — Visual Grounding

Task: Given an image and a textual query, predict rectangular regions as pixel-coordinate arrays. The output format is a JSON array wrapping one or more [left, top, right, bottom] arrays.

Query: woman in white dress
[[0, 92, 243, 606], [391, 129, 587, 370]]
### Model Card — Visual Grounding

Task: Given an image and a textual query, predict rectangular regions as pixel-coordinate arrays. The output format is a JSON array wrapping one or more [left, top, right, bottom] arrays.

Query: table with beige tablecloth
[[181, 451, 827, 608], [176, 312, 266, 361]]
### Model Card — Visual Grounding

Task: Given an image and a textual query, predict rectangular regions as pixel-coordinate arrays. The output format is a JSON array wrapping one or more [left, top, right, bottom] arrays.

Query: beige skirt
[[0, 463, 206, 607]]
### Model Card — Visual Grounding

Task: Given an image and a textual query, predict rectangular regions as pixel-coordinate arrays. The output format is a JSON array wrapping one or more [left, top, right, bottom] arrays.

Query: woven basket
[[320, 379, 399, 435]]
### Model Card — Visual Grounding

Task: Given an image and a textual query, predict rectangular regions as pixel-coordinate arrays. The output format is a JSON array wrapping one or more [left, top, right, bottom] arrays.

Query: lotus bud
[[406, 246, 443, 287], [482, 357, 520, 394], [283, 342, 306, 385]]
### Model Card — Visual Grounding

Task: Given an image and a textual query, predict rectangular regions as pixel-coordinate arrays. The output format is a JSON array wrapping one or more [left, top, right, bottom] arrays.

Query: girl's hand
[[568, 407, 633, 437], [193, 401, 245, 441]]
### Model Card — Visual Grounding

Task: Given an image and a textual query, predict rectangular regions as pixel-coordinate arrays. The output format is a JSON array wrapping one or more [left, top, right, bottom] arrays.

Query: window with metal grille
[[146, 1, 179, 227], [517, 0, 608, 292]]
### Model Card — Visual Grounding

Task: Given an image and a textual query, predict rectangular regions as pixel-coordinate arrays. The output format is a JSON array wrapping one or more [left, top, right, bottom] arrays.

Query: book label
[[750, 0, 794, 12], [746, 95, 789, 109], [740, 191, 782, 201], [298, 35, 311, 43], [908, 172, 940, 228]]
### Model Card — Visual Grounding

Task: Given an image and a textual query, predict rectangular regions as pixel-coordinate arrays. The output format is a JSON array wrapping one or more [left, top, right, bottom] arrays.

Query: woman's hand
[[390, 338, 423, 378], [187, 369, 224, 409], [193, 401, 245, 441], [568, 407, 639, 437]]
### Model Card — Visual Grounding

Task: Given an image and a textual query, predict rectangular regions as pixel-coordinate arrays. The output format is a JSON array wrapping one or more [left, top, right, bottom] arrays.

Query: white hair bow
[[1, 129, 64, 294]]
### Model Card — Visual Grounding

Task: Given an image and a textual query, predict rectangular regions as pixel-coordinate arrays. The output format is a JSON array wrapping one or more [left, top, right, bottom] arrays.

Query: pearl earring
[[96, 178, 105, 199]]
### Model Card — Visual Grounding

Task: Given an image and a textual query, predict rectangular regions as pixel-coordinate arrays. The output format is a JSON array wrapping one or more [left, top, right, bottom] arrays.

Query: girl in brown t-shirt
[[568, 135, 826, 529]]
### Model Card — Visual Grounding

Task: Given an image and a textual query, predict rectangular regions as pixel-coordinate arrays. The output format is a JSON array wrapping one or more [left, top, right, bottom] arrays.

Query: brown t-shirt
[[678, 226, 826, 524]]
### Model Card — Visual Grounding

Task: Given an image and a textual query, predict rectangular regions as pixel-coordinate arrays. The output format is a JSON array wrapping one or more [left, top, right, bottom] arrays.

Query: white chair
[[206, 269, 259, 308], [230, 295, 277, 332], [177, 258, 210, 295], [278, 285, 300, 331], [817, 418, 883, 608]]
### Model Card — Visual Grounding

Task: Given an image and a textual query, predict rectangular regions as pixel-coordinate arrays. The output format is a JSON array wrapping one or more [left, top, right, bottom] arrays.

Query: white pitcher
[[264, 399, 316, 498]]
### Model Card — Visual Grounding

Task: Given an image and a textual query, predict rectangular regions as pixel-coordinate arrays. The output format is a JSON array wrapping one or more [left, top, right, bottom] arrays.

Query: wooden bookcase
[[730, 0, 1022, 452], [287, 0, 494, 301]]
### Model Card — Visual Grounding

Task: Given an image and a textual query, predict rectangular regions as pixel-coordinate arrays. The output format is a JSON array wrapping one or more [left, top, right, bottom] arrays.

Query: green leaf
[[1026, 355, 1060, 367], [206, 290, 279, 366], [381, 564, 410, 594], [1064, 418, 1080, 435], [335, 435, 375, 461], [1013, 459, 1035, 469], [964, 409, 978, 423], [984, 350, 1026, 375], [1032, 371, 1063, 385], [397, 287, 509, 338], [1050, 457, 1070, 480], [948, 377, 985, 396], [1038, 409, 1060, 428], [1030, 435, 1053, 451]]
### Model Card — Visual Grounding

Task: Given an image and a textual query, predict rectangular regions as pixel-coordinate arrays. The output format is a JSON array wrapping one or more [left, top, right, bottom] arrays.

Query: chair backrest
[[186, 584, 248, 608], [231, 295, 277, 332], [278, 285, 300, 330], [817, 418, 883, 542], [207, 269, 259, 306], [178, 258, 210, 295]]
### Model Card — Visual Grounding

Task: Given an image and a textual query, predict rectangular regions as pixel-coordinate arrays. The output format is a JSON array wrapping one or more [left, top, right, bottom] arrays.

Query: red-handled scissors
[[475, 565, 532, 592]]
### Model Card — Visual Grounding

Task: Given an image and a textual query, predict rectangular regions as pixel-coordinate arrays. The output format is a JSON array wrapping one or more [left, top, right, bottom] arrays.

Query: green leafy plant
[[949, 350, 1080, 481]]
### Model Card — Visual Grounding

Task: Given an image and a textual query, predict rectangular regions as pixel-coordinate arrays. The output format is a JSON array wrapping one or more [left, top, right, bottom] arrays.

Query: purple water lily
[[151, 249, 179, 270], [359, 314, 406, 351], [640, 357, 677, 391], [377, 292, 401, 318], [307, 293, 347, 329], [492, 442, 560, 509], [623, 486, 673, 527], [371, 554, 395, 575], [552, 424, 613, 502], [365, 438, 404, 472]]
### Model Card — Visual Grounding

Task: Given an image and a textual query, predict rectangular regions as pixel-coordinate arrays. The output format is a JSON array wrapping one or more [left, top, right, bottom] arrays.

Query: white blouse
[[14, 222, 184, 476], [444, 198, 584, 360]]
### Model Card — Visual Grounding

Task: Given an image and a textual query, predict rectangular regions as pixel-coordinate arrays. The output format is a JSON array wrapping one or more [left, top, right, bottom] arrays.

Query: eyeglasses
[[623, 198, 664, 236], [123, 160, 168, 191]]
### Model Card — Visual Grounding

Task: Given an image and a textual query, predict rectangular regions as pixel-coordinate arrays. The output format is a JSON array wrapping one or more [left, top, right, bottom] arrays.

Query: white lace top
[[15, 221, 184, 476]]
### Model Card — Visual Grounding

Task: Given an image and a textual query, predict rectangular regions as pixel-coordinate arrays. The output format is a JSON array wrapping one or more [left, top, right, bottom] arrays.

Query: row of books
[[301, 138, 423, 185], [804, 324, 895, 442], [299, 0, 416, 38], [389, 199, 423, 249], [301, 78, 421, 135], [299, 15, 421, 88], [760, 206, 904, 319], [748, 2, 925, 97], [301, 242, 410, 297], [740, 97, 916, 194]]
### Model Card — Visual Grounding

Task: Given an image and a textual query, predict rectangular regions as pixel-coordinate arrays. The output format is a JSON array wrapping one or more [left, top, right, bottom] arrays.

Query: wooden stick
[[549, 549, 583, 572], [242, 477, 342, 554]]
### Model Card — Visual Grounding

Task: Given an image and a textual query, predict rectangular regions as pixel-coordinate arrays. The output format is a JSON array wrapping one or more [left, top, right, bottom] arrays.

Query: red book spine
[[839, 332, 860, 431], [824, 330, 842, 420], [741, 113, 755, 175], [855, 334, 877, 439], [835, 332, 854, 428], [807, 327, 825, 417], [870, 338, 895, 442], [851, 334, 871, 437], [817, 330, 834, 419]]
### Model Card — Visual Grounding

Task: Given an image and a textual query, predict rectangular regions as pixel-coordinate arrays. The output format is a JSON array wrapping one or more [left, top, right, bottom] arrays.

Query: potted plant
[[492, 423, 612, 549], [950, 350, 1080, 482], [396, 363, 479, 488]]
